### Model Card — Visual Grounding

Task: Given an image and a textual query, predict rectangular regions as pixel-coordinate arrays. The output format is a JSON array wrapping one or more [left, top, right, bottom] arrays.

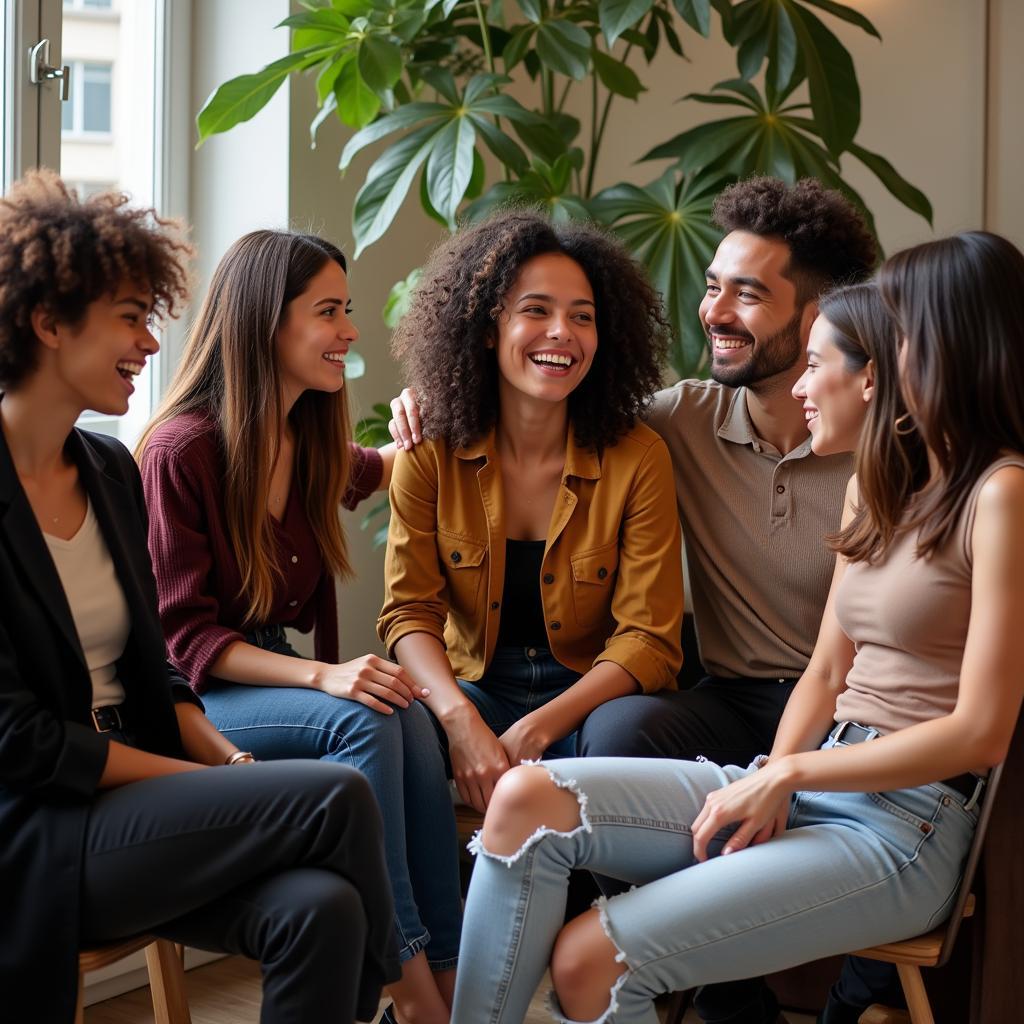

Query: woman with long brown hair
[[137, 230, 462, 1024], [447, 232, 1024, 1024], [0, 172, 396, 1024]]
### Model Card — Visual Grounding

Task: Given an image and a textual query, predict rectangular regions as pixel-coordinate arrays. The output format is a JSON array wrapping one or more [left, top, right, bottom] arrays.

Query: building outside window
[[60, 61, 112, 135]]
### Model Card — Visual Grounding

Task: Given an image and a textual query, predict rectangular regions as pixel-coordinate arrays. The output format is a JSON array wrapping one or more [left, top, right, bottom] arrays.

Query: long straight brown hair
[[822, 283, 928, 563], [137, 230, 353, 626], [868, 231, 1024, 558]]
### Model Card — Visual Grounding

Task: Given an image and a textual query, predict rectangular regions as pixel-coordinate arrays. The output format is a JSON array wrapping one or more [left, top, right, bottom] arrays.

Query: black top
[[496, 538, 548, 648]]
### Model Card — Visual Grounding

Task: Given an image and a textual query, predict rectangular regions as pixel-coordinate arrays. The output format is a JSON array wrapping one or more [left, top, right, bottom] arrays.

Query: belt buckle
[[90, 706, 122, 732]]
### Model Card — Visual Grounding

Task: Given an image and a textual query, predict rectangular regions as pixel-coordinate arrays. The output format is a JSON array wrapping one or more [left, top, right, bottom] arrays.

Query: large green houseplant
[[197, 0, 931, 380]]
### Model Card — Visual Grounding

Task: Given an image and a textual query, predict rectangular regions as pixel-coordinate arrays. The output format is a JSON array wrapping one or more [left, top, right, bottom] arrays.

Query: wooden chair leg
[[895, 964, 934, 1024], [74, 970, 86, 1024], [145, 939, 192, 1024]]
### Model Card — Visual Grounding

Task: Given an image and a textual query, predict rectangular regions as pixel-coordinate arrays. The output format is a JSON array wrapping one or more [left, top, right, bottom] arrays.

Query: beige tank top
[[833, 453, 1024, 735]]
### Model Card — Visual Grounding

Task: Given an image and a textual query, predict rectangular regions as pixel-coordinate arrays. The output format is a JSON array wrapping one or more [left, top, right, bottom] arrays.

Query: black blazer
[[0, 427, 195, 1022]]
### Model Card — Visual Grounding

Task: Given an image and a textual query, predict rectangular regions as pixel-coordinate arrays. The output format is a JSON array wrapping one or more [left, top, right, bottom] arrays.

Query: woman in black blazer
[[0, 171, 398, 1023]]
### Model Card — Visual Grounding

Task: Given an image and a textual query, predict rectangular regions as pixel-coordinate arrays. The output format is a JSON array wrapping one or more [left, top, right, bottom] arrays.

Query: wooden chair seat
[[76, 936, 191, 1024]]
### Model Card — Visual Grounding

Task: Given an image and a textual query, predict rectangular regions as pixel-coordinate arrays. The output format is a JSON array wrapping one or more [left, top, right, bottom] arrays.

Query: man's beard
[[707, 311, 804, 390]]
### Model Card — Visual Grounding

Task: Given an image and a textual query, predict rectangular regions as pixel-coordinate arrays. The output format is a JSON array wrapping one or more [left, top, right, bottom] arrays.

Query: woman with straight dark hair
[[138, 230, 462, 1023], [0, 172, 396, 1024], [447, 231, 1024, 1024]]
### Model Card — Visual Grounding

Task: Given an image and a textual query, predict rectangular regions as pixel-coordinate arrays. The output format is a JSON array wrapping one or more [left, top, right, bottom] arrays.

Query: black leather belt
[[91, 705, 127, 732], [829, 721, 985, 810]]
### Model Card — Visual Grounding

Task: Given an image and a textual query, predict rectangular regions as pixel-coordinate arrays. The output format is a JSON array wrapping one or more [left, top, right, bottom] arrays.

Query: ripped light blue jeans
[[451, 743, 978, 1024]]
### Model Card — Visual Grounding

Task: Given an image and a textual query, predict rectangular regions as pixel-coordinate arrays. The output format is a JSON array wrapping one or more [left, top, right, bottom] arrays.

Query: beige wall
[[188, 0, 1022, 659]]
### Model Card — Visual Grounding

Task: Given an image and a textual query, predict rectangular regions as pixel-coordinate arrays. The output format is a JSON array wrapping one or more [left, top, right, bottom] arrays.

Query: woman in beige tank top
[[445, 232, 1024, 1024]]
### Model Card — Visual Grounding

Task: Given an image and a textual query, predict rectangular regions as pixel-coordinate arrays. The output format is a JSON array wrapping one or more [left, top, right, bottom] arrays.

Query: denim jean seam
[[398, 926, 431, 963], [589, 814, 693, 835], [212, 722, 358, 759], [619, 860, 909, 976], [427, 954, 459, 971]]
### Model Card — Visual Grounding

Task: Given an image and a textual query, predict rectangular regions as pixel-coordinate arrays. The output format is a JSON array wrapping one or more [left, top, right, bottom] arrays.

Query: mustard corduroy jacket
[[378, 422, 683, 692]]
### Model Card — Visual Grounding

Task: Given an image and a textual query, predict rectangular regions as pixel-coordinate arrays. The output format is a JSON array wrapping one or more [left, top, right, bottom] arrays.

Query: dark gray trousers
[[79, 759, 398, 1024]]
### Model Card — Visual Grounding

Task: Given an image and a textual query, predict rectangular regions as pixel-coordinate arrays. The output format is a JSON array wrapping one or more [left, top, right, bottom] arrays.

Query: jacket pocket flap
[[437, 532, 487, 569], [571, 543, 619, 584]]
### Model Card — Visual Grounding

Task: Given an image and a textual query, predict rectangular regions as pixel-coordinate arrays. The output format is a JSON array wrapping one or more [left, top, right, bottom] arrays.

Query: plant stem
[[556, 78, 572, 113], [585, 41, 633, 197], [473, 0, 511, 182]]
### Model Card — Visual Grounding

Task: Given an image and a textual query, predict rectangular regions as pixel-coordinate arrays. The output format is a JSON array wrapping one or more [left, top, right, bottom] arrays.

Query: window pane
[[61, 90, 74, 132], [84, 0, 114, 8], [82, 64, 111, 133], [62, 2, 163, 448]]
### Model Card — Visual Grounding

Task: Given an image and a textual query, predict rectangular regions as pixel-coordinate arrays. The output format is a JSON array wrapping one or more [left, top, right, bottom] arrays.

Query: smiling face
[[40, 282, 160, 416], [275, 259, 358, 409], [700, 230, 810, 389], [792, 314, 873, 456], [493, 251, 598, 410]]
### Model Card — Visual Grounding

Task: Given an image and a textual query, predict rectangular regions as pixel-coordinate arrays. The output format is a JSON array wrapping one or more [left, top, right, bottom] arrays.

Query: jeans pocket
[[866, 790, 938, 863]]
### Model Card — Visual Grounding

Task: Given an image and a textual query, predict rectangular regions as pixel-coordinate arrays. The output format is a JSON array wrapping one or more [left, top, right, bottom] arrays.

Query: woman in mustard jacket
[[379, 211, 684, 814]]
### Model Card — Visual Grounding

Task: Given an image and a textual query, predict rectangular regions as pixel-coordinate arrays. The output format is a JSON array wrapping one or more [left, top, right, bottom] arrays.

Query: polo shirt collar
[[453, 426, 601, 479], [717, 385, 814, 460]]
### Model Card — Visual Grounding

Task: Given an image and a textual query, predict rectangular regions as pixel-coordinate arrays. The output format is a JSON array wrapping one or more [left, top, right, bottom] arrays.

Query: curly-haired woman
[[379, 211, 684, 814], [137, 230, 462, 1024], [0, 171, 397, 1023]]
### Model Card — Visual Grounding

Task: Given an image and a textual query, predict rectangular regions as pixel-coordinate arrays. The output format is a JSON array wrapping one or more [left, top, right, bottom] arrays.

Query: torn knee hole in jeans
[[466, 761, 592, 866], [546, 897, 633, 1023]]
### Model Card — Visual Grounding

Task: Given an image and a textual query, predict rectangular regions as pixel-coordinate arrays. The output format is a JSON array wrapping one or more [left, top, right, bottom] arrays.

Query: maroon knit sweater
[[140, 411, 382, 694]]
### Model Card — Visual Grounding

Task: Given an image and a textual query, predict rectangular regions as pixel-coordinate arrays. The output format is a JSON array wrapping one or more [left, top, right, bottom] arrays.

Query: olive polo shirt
[[647, 379, 853, 681]]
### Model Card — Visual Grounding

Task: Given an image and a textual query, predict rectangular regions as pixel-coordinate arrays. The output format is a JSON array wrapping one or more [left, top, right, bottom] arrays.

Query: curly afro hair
[[0, 169, 192, 390], [392, 210, 670, 451], [713, 176, 877, 300]]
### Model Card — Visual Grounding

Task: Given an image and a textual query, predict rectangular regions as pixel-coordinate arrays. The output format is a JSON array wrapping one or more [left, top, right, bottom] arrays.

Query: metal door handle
[[28, 39, 71, 102]]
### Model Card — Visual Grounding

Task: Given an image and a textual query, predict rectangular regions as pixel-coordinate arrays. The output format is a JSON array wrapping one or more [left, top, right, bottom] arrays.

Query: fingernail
[[413, 433, 421, 443], [420, 687, 430, 696]]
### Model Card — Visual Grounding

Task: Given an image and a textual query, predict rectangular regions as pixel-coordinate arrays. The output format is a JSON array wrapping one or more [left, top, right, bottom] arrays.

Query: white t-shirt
[[44, 501, 129, 708]]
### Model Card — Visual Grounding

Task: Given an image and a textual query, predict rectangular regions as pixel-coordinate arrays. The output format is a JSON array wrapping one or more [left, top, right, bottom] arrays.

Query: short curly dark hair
[[0, 169, 192, 390], [392, 210, 670, 450], [713, 176, 877, 301]]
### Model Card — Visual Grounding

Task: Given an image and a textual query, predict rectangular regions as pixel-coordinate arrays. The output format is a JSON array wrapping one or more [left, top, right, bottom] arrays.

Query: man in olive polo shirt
[[577, 177, 888, 1024]]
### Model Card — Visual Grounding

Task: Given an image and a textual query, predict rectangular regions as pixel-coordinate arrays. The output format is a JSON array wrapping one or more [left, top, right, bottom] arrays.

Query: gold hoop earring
[[894, 413, 916, 436]]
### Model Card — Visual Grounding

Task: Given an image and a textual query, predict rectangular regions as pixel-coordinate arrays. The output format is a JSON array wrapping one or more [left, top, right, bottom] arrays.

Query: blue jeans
[[198, 625, 462, 968], [451, 743, 978, 1024], [438, 646, 581, 760]]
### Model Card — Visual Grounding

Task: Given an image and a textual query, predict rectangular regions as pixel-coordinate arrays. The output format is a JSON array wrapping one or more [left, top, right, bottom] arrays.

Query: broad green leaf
[[425, 116, 477, 228], [672, 0, 711, 36], [279, 10, 350, 35], [843, 139, 933, 224], [512, 119, 570, 163], [785, 1, 859, 155], [536, 20, 592, 80], [382, 268, 424, 327], [358, 35, 403, 93], [334, 59, 382, 127], [343, 349, 366, 379], [592, 170, 726, 375], [502, 25, 537, 71], [472, 116, 531, 175], [419, 168, 451, 228], [331, 0, 374, 16], [599, 0, 654, 46], [642, 116, 754, 171], [310, 92, 338, 148], [352, 122, 442, 256], [470, 94, 545, 123], [196, 47, 331, 143], [519, 0, 544, 24], [340, 101, 448, 170], [420, 67, 461, 106], [592, 49, 646, 99], [463, 72, 511, 105], [769, 4, 799, 96], [465, 147, 486, 199], [316, 53, 350, 103], [800, 0, 880, 39]]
